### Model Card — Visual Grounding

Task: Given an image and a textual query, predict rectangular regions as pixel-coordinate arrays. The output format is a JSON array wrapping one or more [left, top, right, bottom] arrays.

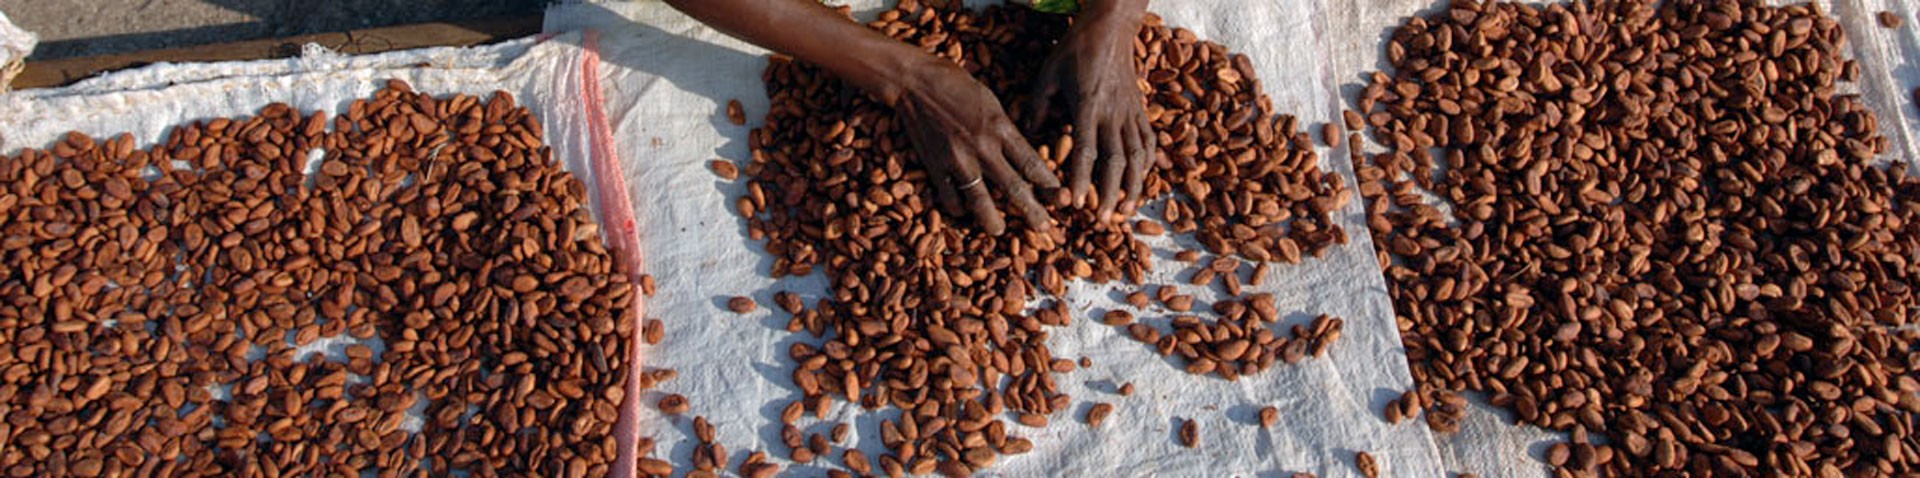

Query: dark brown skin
[[663, 0, 1151, 234], [1029, 0, 1153, 220]]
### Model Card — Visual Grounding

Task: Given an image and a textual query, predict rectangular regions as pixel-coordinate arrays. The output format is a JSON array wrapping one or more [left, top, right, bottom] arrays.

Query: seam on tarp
[[570, 27, 650, 478]]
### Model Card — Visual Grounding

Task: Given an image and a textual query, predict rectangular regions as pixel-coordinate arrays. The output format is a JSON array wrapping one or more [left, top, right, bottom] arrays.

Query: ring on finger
[[958, 176, 985, 190]]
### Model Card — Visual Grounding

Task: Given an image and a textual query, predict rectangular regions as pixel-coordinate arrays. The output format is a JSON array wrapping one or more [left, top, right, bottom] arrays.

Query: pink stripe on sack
[[573, 29, 650, 478]]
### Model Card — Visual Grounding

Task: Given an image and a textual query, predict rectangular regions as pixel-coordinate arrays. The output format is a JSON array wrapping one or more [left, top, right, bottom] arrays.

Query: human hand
[[893, 60, 1060, 235], [1027, 2, 1153, 221]]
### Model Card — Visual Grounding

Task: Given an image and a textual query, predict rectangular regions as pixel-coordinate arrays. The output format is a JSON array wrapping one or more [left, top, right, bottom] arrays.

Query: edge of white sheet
[[0, 9, 33, 90]]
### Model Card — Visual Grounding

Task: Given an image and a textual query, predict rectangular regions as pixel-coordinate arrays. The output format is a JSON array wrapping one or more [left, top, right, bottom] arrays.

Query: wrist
[[1071, 2, 1146, 43], [1077, 0, 1148, 26], [865, 52, 956, 107], [839, 41, 949, 107]]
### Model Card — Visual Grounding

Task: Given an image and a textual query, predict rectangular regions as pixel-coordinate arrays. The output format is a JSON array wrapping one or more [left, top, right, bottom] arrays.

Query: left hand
[[1027, 2, 1154, 221]]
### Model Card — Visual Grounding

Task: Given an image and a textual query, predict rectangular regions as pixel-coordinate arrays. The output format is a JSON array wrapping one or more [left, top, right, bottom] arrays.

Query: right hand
[[1027, 2, 1153, 221], [890, 61, 1061, 236]]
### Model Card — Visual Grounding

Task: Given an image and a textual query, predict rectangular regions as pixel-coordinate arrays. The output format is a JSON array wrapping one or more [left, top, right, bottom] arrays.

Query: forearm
[[1080, 0, 1149, 17], [1081, 0, 1148, 21], [662, 0, 935, 104], [1074, 0, 1149, 37]]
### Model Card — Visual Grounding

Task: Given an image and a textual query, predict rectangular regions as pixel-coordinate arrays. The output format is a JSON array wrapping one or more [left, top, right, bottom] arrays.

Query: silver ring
[[958, 176, 985, 190]]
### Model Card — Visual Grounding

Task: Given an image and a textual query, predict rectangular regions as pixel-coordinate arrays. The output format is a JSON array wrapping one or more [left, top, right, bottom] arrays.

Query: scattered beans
[[844, 449, 872, 475], [645, 318, 667, 345], [1881, 10, 1903, 28], [1342, 109, 1364, 131], [1179, 419, 1199, 448], [1162, 294, 1195, 312], [1547, 442, 1572, 468], [1423, 390, 1464, 434], [727, 295, 756, 313], [744, 463, 779, 478], [780, 401, 804, 424], [1383, 389, 1420, 425], [639, 458, 676, 477], [726, 99, 746, 126], [1001, 437, 1035, 455], [1356, 451, 1379, 478], [809, 433, 829, 458], [710, 159, 740, 180], [1355, 0, 1920, 475], [1017, 412, 1050, 427], [691, 416, 730, 474], [0, 81, 637, 476], [1086, 403, 1115, 427], [1258, 406, 1279, 428], [660, 394, 692, 415], [1121, 298, 1342, 380], [693, 416, 715, 442], [738, 2, 1342, 474], [789, 444, 815, 464]]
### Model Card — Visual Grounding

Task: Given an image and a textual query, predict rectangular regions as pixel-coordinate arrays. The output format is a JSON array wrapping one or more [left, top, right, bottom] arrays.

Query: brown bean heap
[[1353, 0, 1920, 475], [0, 81, 634, 477], [1141, 24, 1353, 262], [741, 2, 1344, 475]]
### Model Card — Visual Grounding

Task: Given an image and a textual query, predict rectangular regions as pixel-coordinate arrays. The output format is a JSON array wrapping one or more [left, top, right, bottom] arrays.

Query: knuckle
[[970, 139, 998, 154]]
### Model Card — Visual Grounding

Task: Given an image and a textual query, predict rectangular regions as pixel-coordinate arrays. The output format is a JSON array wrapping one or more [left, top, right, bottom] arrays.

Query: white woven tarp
[[5, 0, 1915, 475], [551, 1, 1455, 476], [547, 0, 1920, 476], [0, 34, 657, 476], [0, 8, 34, 91]]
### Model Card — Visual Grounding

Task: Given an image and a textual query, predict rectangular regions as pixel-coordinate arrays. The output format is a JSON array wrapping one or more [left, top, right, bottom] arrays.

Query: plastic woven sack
[[0, 9, 35, 93]]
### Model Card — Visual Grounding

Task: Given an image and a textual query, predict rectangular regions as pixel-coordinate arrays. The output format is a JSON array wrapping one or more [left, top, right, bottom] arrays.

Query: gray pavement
[[2, 0, 544, 60]]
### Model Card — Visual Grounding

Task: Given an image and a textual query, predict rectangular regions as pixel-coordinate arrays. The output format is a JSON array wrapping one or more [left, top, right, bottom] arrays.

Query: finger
[[903, 106, 968, 218], [978, 146, 1054, 234], [1069, 108, 1098, 207], [950, 150, 1006, 235], [1096, 121, 1127, 219], [927, 156, 965, 217], [1123, 117, 1149, 214], [962, 181, 1007, 236], [1138, 113, 1159, 160], [1000, 123, 1060, 189]]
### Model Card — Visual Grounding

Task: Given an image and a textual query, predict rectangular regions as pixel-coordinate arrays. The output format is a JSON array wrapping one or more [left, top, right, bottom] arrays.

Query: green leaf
[[1028, 0, 1079, 14]]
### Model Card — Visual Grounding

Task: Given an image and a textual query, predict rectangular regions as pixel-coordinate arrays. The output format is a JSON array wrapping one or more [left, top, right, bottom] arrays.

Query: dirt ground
[[1, 0, 544, 60]]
